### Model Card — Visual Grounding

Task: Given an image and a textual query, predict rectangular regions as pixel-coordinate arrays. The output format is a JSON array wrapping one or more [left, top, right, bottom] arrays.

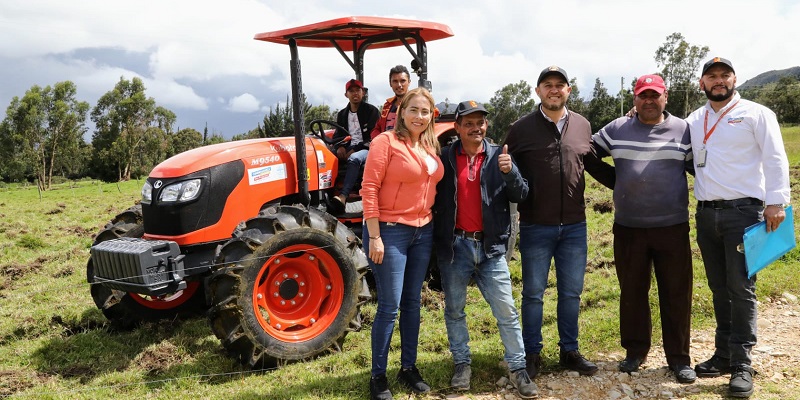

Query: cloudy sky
[[2, 0, 798, 139]]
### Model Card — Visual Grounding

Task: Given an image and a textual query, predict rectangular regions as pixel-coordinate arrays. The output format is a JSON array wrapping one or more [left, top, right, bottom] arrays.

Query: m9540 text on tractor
[[87, 16, 457, 368]]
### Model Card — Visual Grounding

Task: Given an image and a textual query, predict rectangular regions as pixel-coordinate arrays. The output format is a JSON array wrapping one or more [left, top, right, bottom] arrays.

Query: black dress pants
[[613, 221, 693, 366]]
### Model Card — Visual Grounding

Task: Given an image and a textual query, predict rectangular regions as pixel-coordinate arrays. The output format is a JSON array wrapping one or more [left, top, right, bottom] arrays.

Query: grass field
[[1, 126, 799, 399]]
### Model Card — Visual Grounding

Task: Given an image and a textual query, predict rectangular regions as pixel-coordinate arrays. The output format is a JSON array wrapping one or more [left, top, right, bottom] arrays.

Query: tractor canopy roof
[[254, 16, 453, 50]]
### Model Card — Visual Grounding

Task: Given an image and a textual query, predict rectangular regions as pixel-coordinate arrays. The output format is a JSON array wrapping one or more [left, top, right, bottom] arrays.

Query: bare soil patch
[[439, 296, 800, 399]]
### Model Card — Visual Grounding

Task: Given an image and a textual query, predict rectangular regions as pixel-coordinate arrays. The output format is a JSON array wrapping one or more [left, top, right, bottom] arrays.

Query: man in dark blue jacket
[[433, 101, 535, 398]]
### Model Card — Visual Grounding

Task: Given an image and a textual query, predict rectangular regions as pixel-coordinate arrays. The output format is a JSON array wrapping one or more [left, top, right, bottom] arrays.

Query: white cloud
[[1, 0, 799, 137], [227, 93, 260, 113], [146, 79, 208, 110]]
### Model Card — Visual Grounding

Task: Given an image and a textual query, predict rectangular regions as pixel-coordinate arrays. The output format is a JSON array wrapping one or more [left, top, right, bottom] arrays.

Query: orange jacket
[[370, 96, 397, 140], [361, 130, 444, 226]]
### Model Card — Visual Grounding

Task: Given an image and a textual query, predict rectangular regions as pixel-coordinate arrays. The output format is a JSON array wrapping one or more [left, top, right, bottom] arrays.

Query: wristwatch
[[767, 204, 788, 208]]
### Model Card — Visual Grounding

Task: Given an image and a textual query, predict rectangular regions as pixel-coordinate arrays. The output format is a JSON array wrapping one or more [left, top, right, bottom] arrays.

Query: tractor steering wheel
[[308, 119, 349, 146]]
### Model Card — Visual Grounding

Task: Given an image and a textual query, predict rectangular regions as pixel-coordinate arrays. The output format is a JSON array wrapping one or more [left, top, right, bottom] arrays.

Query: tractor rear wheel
[[208, 205, 369, 368], [87, 205, 206, 329]]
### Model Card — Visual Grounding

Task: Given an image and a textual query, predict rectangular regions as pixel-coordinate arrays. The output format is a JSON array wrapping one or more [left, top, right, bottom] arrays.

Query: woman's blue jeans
[[363, 221, 433, 377]]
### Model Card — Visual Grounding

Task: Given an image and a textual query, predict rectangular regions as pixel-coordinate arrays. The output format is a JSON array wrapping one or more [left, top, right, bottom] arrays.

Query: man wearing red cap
[[686, 57, 790, 398], [331, 78, 379, 209], [592, 74, 696, 384]]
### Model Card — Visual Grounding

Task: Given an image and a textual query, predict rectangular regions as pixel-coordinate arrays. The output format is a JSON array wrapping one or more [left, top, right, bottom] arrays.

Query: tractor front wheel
[[208, 205, 369, 367]]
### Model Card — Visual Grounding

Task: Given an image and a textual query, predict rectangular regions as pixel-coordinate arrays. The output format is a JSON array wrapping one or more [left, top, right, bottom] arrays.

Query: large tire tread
[[208, 205, 369, 368]]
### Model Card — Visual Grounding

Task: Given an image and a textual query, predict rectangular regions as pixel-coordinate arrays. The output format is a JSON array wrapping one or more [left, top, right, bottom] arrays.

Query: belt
[[697, 197, 764, 209], [454, 228, 483, 241]]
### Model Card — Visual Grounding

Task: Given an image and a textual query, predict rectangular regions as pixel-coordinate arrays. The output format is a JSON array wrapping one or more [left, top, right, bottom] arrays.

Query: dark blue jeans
[[364, 221, 433, 377], [695, 204, 762, 367], [518, 221, 588, 355], [341, 149, 368, 197]]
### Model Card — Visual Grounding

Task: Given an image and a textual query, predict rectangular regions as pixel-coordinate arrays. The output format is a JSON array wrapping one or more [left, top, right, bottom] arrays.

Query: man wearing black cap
[[331, 78, 379, 209], [503, 66, 613, 379], [433, 101, 536, 398], [592, 74, 696, 384], [686, 57, 791, 398]]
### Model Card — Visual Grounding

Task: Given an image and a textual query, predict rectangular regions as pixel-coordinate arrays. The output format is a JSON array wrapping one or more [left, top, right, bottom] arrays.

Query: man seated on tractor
[[331, 78, 380, 211]]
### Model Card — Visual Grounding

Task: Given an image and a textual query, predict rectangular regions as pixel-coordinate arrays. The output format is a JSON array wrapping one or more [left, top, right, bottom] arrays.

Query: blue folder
[[742, 205, 796, 278]]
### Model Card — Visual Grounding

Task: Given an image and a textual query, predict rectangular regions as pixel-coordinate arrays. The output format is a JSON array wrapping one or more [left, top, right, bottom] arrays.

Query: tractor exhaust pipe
[[289, 38, 310, 206]]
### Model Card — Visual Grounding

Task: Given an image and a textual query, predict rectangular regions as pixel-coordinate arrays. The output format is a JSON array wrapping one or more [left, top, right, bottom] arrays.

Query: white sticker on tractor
[[319, 170, 333, 189], [316, 150, 326, 169], [248, 163, 287, 185]]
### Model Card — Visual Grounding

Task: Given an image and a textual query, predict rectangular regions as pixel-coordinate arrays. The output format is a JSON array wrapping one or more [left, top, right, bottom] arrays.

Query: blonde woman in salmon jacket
[[360, 87, 443, 400]]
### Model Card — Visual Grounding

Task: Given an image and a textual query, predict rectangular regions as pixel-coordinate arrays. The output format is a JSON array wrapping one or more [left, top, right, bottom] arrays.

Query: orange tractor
[[87, 16, 456, 367]]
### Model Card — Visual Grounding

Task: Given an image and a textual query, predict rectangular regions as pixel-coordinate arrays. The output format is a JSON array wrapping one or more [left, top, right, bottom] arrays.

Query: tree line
[[2, 33, 798, 187]]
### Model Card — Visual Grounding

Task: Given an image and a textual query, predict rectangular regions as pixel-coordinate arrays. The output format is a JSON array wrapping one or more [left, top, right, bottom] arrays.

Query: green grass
[[1, 125, 800, 399]]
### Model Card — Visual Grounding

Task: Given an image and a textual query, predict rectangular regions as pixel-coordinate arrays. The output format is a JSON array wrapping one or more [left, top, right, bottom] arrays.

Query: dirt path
[[442, 293, 800, 400]]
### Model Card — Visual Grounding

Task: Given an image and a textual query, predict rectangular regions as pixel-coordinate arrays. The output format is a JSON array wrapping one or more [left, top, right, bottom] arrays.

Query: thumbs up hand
[[498, 144, 511, 174]]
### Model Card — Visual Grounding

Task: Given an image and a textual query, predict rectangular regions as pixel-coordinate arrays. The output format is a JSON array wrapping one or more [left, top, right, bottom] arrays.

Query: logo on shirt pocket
[[727, 116, 744, 124]]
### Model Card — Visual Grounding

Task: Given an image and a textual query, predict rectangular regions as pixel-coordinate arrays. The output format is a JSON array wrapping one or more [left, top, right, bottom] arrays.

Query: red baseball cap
[[634, 74, 666, 95], [345, 79, 363, 91]]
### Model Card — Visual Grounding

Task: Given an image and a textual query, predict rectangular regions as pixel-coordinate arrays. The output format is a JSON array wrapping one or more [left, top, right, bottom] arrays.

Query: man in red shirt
[[433, 101, 535, 398]]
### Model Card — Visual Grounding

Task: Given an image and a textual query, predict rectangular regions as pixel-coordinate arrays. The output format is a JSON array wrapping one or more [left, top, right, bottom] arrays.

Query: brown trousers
[[613, 222, 693, 366]]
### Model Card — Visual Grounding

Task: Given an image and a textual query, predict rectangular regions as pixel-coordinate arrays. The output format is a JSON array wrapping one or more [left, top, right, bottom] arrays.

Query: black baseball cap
[[537, 65, 570, 86], [701, 57, 735, 76], [455, 100, 488, 119]]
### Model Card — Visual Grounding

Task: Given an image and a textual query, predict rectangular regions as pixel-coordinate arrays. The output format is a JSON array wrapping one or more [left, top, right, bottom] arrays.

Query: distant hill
[[739, 66, 800, 88]]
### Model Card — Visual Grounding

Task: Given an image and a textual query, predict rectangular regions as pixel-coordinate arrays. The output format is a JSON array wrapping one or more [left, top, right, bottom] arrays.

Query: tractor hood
[[149, 138, 299, 179]]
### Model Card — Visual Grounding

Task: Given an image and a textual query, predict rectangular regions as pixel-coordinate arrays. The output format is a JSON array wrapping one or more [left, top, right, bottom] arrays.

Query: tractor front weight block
[[91, 237, 187, 296]]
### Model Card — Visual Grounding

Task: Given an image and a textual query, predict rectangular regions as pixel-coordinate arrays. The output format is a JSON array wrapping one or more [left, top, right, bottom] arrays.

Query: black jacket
[[334, 101, 380, 152], [433, 139, 528, 263], [503, 108, 614, 225]]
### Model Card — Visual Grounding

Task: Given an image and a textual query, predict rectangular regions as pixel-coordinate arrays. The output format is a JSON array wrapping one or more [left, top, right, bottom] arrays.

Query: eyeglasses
[[468, 155, 478, 181]]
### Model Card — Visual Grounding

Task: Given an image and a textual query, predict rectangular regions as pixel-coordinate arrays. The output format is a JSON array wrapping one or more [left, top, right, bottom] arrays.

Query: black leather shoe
[[396, 366, 430, 394], [525, 353, 542, 379], [369, 374, 393, 400], [671, 364, 697, 384], [729, 365, 755, 398], [559, 350, 598, 376], [695, 354, 732, 377], [329, 195, 345, 213], [618, 356, 646, 373]]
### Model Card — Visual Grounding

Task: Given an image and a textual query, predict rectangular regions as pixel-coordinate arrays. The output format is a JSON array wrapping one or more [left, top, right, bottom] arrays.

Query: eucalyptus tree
[[486, 80, 536, 143], [90, 77, 175, 181], [586, 78, 618, 132], [0, 81, 88, 188], [654, 33, 709, 118]]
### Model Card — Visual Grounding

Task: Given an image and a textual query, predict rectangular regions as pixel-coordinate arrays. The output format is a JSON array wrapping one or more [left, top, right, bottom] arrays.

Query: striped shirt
[[593, 112, 693, 228]]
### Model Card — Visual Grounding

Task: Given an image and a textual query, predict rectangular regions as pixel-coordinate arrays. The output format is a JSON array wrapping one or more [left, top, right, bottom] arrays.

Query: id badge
[[696, 148, 707, 168]]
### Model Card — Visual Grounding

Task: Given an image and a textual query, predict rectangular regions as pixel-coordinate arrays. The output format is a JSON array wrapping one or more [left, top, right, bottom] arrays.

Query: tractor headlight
[[159, 179, 203, 203], [141, 181, 153, 204]]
